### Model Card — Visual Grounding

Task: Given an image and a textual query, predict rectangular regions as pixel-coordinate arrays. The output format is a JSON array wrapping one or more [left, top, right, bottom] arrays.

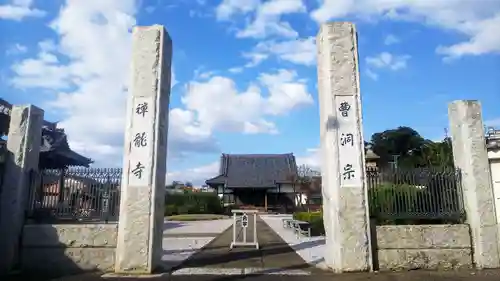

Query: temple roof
[[0, 98, 93, 168], [206, 153, 297, 188], [39, 126, 93, 168]]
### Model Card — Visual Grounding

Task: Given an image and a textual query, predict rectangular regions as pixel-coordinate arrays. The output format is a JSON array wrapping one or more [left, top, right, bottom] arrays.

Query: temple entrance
[[233, 189, 266, 208]]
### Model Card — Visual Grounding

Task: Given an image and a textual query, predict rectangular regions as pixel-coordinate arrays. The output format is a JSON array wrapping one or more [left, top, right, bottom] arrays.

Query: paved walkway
[[172, 215, 320, 275], [27, 268, 500, 281], [161, 219, 233, 271]]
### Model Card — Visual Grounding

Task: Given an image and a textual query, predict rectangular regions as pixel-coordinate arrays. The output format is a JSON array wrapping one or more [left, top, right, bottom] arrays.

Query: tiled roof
[[206, 153, 297, 188]]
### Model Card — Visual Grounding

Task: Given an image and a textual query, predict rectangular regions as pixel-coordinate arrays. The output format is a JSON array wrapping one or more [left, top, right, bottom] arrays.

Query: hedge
[[293, 211, 324, 236], [165, 192, 223, 216]]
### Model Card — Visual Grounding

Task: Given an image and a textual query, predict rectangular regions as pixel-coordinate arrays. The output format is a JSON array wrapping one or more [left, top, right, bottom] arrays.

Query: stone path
[[171, 215, 322, 275], [31, 268, 500, 281], [260, 214, 327, 269], [161, 219, 233, 271]]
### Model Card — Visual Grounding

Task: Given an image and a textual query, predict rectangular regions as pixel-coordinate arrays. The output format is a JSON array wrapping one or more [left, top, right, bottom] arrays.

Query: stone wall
[[375, 224, 472, 270], [21, 223, 118, 275]]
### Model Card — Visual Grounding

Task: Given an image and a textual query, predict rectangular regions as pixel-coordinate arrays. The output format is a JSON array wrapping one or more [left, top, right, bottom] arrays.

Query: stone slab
[[376, 225, 471, 249], [378, 249, 473, 270], [23, 224, 118, 247], [21, 247, 115, 274]]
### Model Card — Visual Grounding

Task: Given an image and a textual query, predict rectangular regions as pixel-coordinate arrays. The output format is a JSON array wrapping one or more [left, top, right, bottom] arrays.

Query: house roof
[[206, 153, 297, 188]]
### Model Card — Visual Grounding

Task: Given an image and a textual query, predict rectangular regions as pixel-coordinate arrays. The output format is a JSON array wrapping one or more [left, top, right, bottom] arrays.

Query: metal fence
[[367, 166, 465, 224], [26, 167, 122, 223]]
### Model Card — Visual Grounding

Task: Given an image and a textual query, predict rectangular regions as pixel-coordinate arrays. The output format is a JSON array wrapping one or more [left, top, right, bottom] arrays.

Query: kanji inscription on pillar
[[128, 97, 154, 186], [335, 95, 363, 188]]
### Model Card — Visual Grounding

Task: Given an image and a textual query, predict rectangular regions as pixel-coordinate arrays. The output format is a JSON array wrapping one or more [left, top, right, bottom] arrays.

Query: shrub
[[164, 204, 178, 216], [164, 192, 223, 215], [293, 211, 324, 236], [368, 183, 423, 224]]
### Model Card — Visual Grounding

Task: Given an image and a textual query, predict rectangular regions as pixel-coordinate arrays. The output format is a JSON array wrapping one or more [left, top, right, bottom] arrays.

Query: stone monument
[[0, 105, 43, 274], [448, 100, 500, 268], [115, 25, 172, 274], [316, 22, 372, 272]]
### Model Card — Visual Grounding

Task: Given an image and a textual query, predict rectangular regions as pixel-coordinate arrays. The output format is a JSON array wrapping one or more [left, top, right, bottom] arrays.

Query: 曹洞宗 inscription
[[335, 95, 363, 188], [128, 97, 154, 186]]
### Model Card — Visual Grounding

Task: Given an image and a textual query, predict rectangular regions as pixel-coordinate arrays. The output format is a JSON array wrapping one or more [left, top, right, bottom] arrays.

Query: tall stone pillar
[[0, 105, 43, 274], [448, 100, 500, 268], [115, 25, 172, 274], [316, 22, 372, 272]]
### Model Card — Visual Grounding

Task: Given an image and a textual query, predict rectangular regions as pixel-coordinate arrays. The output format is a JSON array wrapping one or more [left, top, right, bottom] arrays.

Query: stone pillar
[[115, 25, 172, 274], [448, 100, 500, 268], [316, 22, 372, 273], [0, 105, 43, 274]]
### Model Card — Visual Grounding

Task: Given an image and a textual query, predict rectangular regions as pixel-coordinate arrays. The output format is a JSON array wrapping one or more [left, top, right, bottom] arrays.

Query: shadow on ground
[[174, 216, 321, 273], [164, 221, 186, 230]]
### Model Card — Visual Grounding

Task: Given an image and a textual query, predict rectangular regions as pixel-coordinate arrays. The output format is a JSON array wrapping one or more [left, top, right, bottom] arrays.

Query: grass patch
[[166, 214, 229, 221]]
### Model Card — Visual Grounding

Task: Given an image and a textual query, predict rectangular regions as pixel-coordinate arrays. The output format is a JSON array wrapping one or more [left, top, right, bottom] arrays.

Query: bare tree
[[288, 165, 321, 211]]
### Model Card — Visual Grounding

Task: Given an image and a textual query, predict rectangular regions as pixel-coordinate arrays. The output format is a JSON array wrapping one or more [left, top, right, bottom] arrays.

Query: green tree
[[418, 137, 454, 168], [370, 126, 426, 168]]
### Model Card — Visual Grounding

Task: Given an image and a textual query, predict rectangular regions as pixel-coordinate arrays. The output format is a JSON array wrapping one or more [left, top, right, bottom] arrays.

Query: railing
[[26, 167, 122, 224], [367, 166, 465, 225]]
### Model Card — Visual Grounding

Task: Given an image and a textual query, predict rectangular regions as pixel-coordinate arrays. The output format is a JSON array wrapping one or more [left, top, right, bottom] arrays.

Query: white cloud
[[216, 0, 306, 39], [247, 37, 316, 66], [180, 69, 313, 135], [9, 0, 189, 166], [228, 67, 243, 73], [384, 34, 400, 45], [0, 0, 45, 20], [242, 51, 268, 68], [296, 147, 321, 171], [310, 0, 500, 58], [366, 52, 411, 71], [215, 0, 260, 20], [9, 1, 314, 168], [166, 161, 219, 186], [6, 43, 27, 55], [365, 69, 378, 81]]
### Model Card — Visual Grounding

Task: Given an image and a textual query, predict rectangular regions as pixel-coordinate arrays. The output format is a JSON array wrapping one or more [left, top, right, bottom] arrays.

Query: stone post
[[316, 22, 372, 272], [448, 100, 500, 268], [115, 25, 172, 274], [0, 105, 43, 274]]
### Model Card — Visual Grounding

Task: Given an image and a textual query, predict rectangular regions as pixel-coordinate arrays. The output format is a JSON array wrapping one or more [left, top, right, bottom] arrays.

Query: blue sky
[[1, 0, 499, 185]]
